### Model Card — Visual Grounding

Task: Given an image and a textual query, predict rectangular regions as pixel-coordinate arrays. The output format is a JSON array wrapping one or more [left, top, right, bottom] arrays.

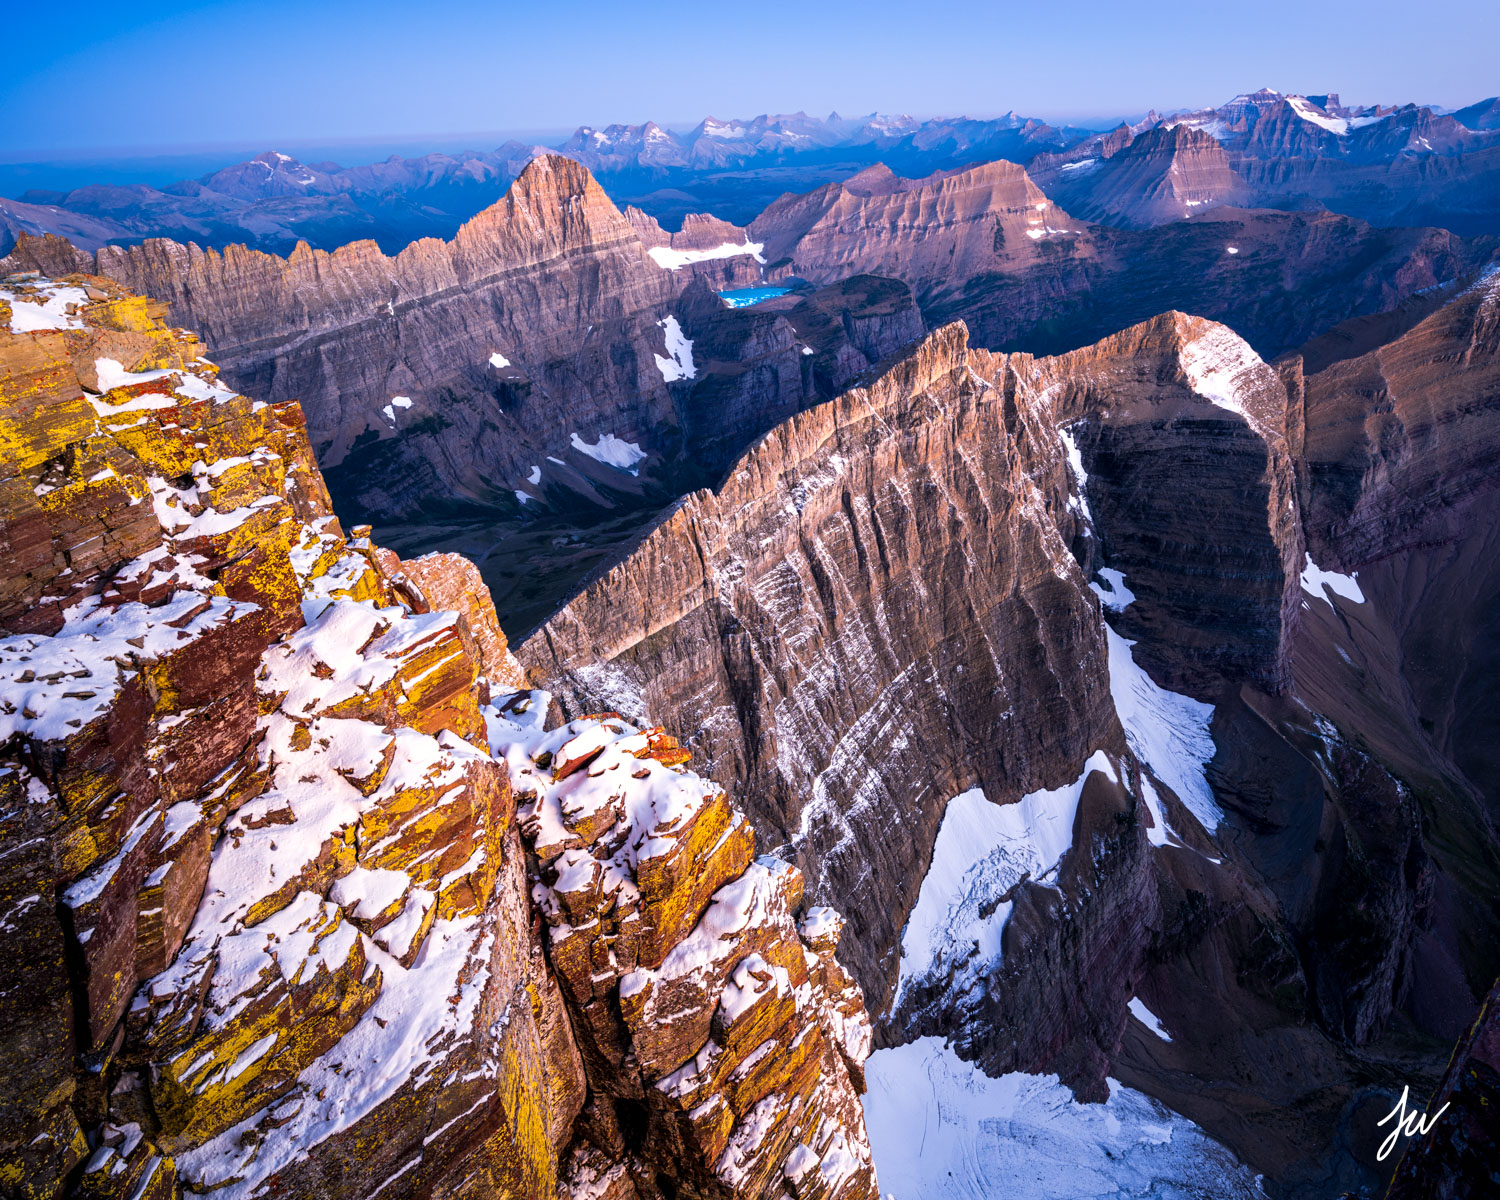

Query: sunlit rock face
[[0, 274, 880, 1200]]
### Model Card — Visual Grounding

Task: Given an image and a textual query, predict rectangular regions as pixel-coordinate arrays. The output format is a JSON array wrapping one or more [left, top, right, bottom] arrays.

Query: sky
[[1, 0, 1497, 162]]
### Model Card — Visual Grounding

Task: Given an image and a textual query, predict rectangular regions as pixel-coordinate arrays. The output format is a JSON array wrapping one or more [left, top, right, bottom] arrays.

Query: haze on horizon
[[2, 0, 1497, 160]]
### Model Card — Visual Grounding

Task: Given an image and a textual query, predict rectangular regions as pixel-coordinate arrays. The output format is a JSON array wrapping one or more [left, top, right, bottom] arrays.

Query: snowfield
[[864, 1038, 1266, 1200], [647, 239, 766, 271], [1105, 625, 1222, 834], [893, 754, 1113, 1010], [654, 315, 697, 381], [868, 591, 1260, 1196]]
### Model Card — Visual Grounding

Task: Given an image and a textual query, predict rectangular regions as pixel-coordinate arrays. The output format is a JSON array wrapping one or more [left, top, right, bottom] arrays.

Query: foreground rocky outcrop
[[0, 273, 880, 1199], [522, 290, 1500, 1194]]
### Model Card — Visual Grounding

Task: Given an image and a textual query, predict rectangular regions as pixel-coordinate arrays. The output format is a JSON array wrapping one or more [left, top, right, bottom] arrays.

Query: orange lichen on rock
[[0, 274, 877, 1200]]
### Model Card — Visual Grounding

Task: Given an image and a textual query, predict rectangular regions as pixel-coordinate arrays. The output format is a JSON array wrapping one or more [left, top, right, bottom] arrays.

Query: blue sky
[[2, 0, 1496, 158]]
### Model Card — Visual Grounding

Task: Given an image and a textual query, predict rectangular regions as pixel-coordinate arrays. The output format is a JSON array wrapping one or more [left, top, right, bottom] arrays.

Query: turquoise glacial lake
[[718, 286, 792, 309]]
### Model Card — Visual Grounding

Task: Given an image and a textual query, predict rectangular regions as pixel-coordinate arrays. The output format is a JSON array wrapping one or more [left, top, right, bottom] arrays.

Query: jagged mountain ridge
[[8, 89, 1500, 263], [0, 110, 1090, 258], [1038, 90, 1500, 235]]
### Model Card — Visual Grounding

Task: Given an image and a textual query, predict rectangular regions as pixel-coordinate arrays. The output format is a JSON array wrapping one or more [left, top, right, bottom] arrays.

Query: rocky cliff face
[[749, 160, 1095, 305], [1291, 267, 1500, 999], [520, 293, 1500, 1193], [742, 158, 1497, 362], [0, 273, 880, 1200], [1029, 312, 1304, 693], [1030, 124, 1250, 228], [0, 163, 939, 636], [1, 155, 704, 527], [86, 154, 681, 477], [523, 322, 1118, 1022]]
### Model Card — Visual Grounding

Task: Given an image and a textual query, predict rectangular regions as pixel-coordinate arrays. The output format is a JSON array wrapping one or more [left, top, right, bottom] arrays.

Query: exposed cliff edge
[[0, 273, 879, 1199]]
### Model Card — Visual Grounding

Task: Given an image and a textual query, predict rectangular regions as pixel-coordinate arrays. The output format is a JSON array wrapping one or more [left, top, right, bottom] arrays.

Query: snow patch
[[569, 432, 647, 474], [92, 358, 236, 410], [1090, 568, 1136, 612], [2, 283, 90, 332], [1058, 426, 1092, 524], [654, 316, 697, 382], [647, 240, 766, 271], [894, 753, 1115, 1008], [1128, 996, 1173, 1042], [1176, 322, 1271, 433], [1105, 625, 1222, 833], [1287, 95, 1350, 136], [1299, 554, 1365, 606], [863, 1038, 1265, 1200]]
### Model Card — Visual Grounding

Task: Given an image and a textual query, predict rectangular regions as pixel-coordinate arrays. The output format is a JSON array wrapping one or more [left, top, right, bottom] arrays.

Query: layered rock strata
[[1029, 124, 1250, 228], [0, 274, 879, 1200], [742, 159, 1496, 360], [522, 313, 1307, 1002], [522, 294, 1500, 1193]]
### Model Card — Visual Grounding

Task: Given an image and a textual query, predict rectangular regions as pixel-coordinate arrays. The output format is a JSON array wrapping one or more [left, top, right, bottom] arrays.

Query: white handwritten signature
[[1376, 1085, 1450, 1162]]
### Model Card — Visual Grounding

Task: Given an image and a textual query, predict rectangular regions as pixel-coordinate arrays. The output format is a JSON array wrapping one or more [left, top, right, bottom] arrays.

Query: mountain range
[[5, 91, 1499, 259], [2, 81, 1499, 1200]]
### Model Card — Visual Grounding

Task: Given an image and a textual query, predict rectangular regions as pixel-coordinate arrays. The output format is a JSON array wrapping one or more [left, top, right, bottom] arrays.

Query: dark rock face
[[1385, 976, 1500, 1199], [1031, 313, 1304, 695]]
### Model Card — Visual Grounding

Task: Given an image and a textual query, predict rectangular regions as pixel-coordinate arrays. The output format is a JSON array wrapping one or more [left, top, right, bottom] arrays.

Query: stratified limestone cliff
[[522, 312, 1310, 1006], [523, 321, 1120, 1020], [0, 156, 690, 524], [0, 273, 879, 1200], [1029, 310, 1305, 694], [521, 295, 1500, 1191], [1029, 124, 1250, 229]]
